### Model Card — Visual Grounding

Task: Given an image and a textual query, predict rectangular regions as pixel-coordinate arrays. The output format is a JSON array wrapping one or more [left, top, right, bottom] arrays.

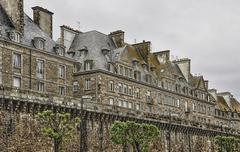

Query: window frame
[[58, 65, 66, 79], [13, 76, 21, 89]]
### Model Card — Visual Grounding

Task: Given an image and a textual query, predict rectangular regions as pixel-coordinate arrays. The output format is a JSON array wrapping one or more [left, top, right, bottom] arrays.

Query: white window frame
[[136, 103, 140, 110], [85, 78, 91, 90], [36, 59, 45, 79], [128, 102, 132, 109], [13, 77, 21, 88], [118, 83, 123, 93], [59, 86, 65, 96], [108, 81, 114, 92], [13, 53, 21, 68], [109, 98, 114, 105], [37, 81, 45, 92], [135, 88, 140, 98], [73, 81, 78, 92], [123, 84, 127, 94], [58, 65, 65, 79]]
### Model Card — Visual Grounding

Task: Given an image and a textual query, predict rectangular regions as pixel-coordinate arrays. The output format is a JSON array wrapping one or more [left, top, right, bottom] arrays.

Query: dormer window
[[55, 44, 66, 56], [79, 46, 88, 58], [8, 31, 21, 43], [84, 60, 93, 71], [145, 74, 152, 84], [33, 37, 45, 50], [134, 71, 141, 81], [101, 47, 110, 55], [132, 59, 139, 67], [142, 63, 148, 71]]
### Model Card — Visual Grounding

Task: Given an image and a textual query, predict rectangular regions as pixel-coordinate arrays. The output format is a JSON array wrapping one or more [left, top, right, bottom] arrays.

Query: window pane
[[37, 60, 44, 79], [13, 77, 21, 88], [13, 53, 21, 68]]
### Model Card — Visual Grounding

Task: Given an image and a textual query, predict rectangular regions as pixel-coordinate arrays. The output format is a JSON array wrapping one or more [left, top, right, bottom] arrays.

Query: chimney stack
[[173, 58, 191, 82], [0, 0, 24, 34], [109, 30, 125, 48], [32, 6, 54, 38]]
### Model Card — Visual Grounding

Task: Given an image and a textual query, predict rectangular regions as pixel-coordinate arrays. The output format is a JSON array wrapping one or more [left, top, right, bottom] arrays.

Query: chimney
[[32, 6, 54, 38], [153, 50, 170, 64], [208, 89, 217, 100], [0, 0, 24, 34], [173, 58, 191, 82], [109, 30, 125, 48], [60, 25, 80, 51], [133, 40, 151, 63]]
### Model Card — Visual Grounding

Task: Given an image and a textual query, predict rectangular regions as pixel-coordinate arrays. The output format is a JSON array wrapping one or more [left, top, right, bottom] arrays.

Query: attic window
[[9, 31, 21, 43], [84, 60, 93, 71], [33, 37, 45, 50], [79, 46, 88, 57], [101, 47, 110, 55], [55, 45, 65, 56], [132, 59, 139, 67]]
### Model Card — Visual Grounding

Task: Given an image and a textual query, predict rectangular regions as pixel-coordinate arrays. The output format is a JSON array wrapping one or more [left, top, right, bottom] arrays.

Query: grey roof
[[69, 30, 116, 70], [22, 14, 57, 53], [0, 5, 13, 27]]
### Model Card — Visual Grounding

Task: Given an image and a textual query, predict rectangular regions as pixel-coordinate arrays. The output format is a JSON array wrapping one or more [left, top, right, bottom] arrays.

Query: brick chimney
[[173, 58, 191, 82], [109, 30, 125, 48], [153, 50, 170, 64], [32, 6, 54, 38], [0, 0, 24, 34]]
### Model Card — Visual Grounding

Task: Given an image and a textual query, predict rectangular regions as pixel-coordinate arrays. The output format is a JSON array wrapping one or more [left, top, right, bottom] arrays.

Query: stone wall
[[0, 40, 74, 98], [0, 108, 221, 152]]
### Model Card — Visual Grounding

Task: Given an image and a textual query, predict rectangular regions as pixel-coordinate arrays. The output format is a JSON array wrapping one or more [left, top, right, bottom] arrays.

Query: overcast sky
[[24, 0, 240, 100]]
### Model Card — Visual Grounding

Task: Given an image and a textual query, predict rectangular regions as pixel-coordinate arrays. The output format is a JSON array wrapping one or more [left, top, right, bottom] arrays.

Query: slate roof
[[22, 14, 57, 53], [216, 96, 231, 111], [69, 30, 116, 70]]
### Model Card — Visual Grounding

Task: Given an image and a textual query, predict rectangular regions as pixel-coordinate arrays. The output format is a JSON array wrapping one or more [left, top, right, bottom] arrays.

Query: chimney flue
[[32, 6, 54, 38]]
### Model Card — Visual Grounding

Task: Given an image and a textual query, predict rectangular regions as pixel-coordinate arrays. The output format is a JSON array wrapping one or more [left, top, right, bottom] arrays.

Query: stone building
[[0, 0, 240, 151]]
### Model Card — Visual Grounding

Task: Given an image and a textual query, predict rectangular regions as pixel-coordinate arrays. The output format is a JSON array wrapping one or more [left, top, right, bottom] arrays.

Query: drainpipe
[[29, 49, 32, 90]]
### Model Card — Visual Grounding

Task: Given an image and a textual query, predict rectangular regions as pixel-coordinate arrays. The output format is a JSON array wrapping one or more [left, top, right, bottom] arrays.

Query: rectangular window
[[37, 82, 45, 92], [37, 40, 45, 50], [58, 48, 64, 56], [128, 102, 132, 109], [109, 98, 114, 105], [136, 103, 140, 110], [147, 105, 152, 113], [123, 84, 127, 94], [118, 100, 123, 107], [124, 67, 129, 76], [134, 71, 141, 81], [123, 101, 128, 108], [135, 88, 140, 98], [13, 77, 21, 88], [84, 60, 92, 71], [36, 59, 44, 79], [108, 81, 114, 92], [13, 53, 21, 68], [85, 78, 91, 90], [59, 65, 65, 78], [128, 86, 133, 96], [118, 83, 123, 93], [146, 90, 151, 102], [157, 93, 161, 104], [73, 81, 78, 92], [59, 86, 65, 96], [129, 69, 133, 78], [119, 65, 123, 75]]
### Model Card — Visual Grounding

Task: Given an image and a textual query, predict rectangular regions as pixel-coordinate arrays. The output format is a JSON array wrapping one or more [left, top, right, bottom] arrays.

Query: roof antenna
[[134, 38, 137, 43], [77, 21, 81, 30]]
